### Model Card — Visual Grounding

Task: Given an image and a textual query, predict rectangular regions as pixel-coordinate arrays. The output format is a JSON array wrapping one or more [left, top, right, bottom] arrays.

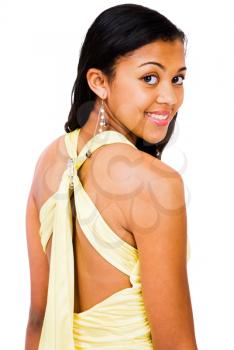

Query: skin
[[25, 39, 198, 350]]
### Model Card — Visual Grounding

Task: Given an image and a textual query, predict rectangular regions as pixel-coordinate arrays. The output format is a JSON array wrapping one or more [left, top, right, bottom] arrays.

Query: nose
[[156, 81, 177, 105]]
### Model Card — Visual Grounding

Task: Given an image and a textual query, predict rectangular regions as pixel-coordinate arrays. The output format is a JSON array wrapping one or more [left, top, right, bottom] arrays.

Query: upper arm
[[26, 188, 49, 326], [124, 158, 197, 349]]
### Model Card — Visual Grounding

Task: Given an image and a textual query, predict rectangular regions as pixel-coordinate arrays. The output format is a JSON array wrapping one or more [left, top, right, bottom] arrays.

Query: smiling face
[[103, 39, 187, 144]]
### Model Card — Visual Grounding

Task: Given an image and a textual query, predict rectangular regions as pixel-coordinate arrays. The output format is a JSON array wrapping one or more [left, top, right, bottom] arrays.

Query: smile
[[145, 112, 170, 126]]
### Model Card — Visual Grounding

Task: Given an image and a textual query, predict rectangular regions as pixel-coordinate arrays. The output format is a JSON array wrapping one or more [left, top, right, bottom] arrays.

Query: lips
[[144, 110, 171, 127], [145, 110, 171, 116]]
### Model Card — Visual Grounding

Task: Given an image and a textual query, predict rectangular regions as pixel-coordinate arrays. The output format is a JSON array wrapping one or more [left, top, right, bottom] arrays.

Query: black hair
[[64, 3, 187, 159]]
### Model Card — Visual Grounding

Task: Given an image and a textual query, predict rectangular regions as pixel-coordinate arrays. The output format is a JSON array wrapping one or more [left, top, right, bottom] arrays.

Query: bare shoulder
[[30, 133, 68, 212], [135, 151, 185, 222], [91, 141, 184, 225], [92, 141, 183, 211], [88, 142, 148, 198]]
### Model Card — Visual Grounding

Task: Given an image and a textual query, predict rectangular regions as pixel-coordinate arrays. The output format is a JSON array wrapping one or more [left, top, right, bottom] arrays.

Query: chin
[[142, 128, 167, 145]]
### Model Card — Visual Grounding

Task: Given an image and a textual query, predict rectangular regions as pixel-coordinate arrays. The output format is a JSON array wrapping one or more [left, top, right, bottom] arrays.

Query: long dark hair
[[64, 3, 187, 159]]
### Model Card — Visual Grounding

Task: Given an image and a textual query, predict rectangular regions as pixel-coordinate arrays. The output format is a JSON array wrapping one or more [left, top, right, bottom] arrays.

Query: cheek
[[112, 94, 147, 126], [110, 79, 151, 116], [109, 79, 144, 120], [177, 89, 184, 106]]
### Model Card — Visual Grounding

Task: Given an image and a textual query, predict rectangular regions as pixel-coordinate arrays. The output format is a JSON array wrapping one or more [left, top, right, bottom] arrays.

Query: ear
[[86, 68, 108, 100]]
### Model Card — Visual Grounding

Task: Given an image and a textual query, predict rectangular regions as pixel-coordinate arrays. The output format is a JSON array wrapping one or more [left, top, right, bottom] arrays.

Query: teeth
[[146, 113, 168, 120]]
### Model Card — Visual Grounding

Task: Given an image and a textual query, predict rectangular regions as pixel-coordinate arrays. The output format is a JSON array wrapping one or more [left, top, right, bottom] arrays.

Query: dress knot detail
[[67, 158, 74, 188]]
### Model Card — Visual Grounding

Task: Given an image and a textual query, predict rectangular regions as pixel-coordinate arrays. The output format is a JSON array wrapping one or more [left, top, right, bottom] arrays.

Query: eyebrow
[[138, 61, 187, 72]]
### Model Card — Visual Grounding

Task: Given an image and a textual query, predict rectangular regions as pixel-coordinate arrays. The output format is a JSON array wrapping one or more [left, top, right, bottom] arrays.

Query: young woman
[[25, 4, 198, 350]]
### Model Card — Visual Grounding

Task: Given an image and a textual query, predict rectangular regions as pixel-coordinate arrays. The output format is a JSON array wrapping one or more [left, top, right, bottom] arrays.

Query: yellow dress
[[38, 128, 190, 350]]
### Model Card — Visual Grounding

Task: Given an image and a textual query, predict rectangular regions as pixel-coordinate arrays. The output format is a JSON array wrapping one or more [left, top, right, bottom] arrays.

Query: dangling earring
[[98, 99, 108, 133], [85, 99, 109, 159]]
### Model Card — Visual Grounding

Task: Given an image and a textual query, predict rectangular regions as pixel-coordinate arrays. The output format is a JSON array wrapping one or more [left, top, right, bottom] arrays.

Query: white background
[[1, 0, 233, 348]]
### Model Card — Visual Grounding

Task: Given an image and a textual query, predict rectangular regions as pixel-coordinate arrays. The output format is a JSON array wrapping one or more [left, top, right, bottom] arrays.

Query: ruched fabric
[[38, 128, 190, 349]]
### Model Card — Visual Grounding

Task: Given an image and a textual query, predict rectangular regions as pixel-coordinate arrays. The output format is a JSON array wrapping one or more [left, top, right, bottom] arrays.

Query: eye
[[142, 74, 158, 85], [173, 75, 185, 85]]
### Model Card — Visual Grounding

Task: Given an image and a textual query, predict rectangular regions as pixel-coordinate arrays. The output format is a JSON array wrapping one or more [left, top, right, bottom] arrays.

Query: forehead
[[117, 39, 186, 69]]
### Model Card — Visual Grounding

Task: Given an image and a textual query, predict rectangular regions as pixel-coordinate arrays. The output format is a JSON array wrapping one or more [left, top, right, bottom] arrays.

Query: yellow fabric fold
[[38, 169, 75, 350]]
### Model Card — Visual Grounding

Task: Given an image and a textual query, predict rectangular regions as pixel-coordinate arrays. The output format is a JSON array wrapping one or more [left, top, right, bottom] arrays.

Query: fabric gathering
[[38, 127, 191, 350]]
